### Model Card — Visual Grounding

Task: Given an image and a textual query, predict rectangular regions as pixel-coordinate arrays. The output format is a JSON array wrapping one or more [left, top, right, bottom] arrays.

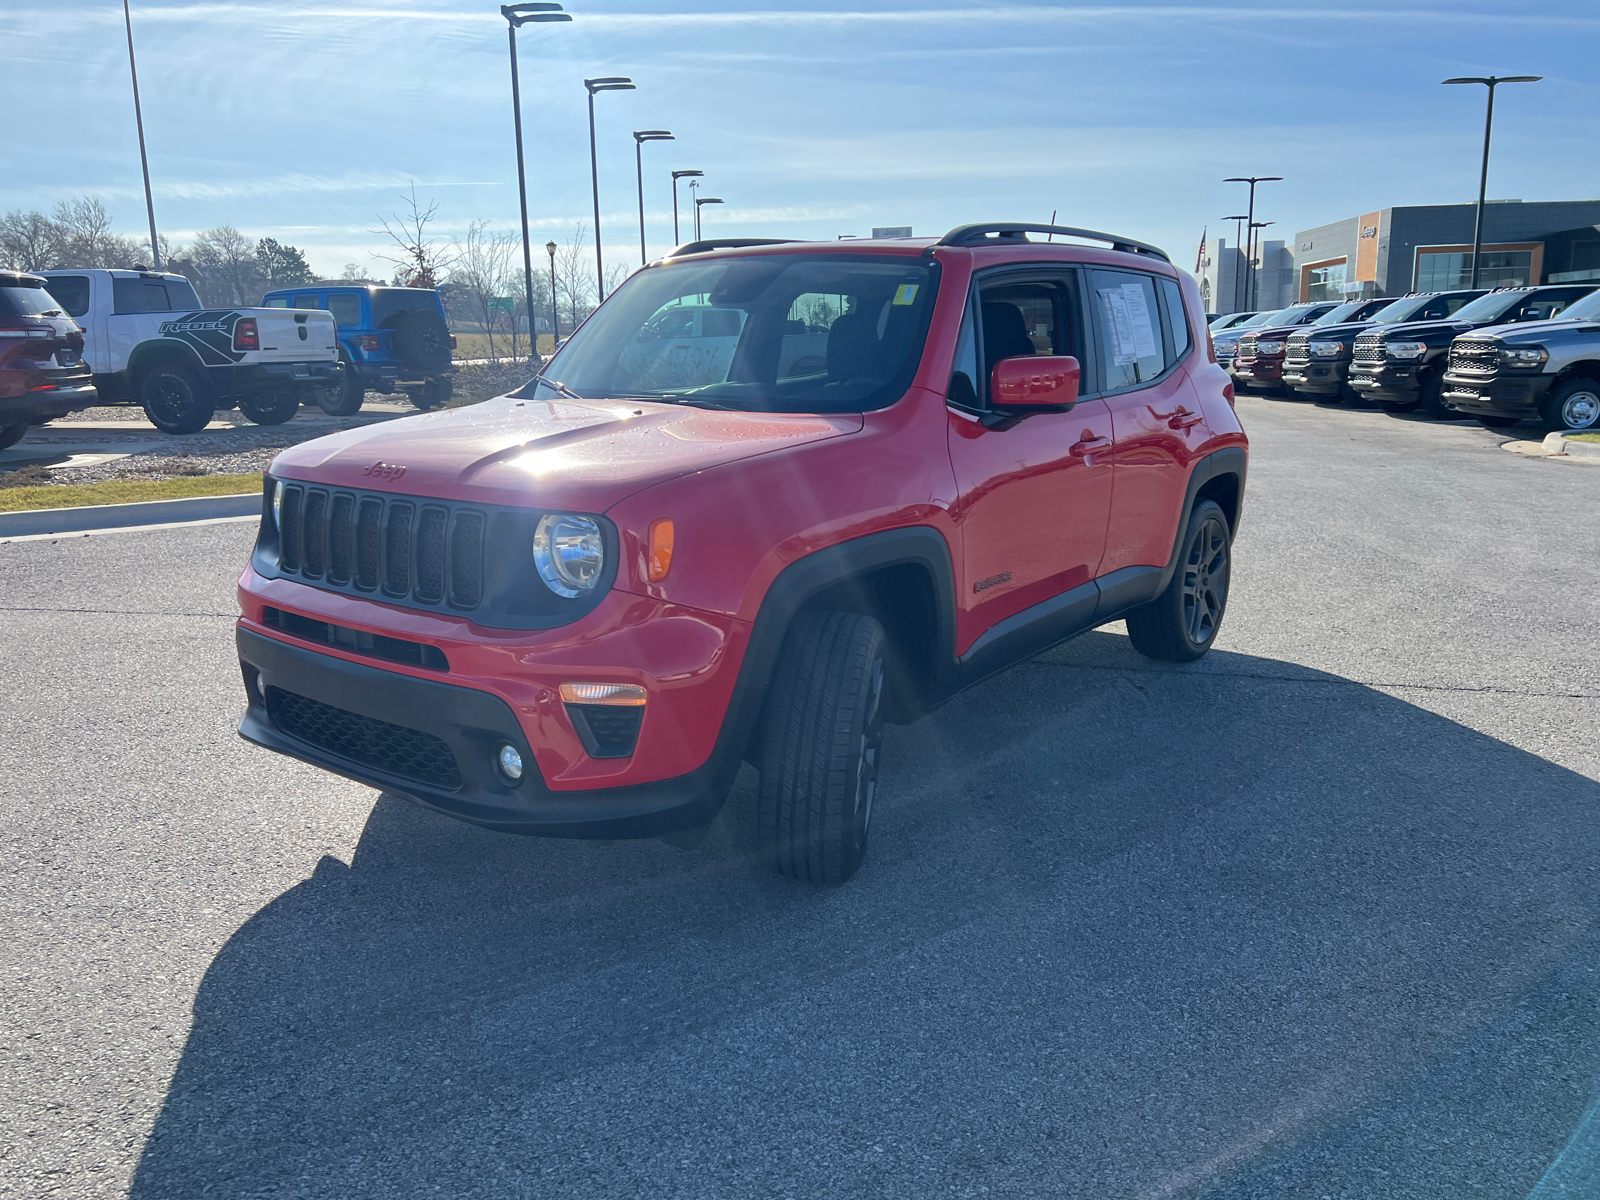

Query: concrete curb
[[0, 491, 261, 538], [1550, 432, 1600, 459]]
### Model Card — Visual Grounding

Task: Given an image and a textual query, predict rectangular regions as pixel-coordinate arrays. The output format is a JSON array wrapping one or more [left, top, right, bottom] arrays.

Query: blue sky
[[7, 1, 1599, 279]]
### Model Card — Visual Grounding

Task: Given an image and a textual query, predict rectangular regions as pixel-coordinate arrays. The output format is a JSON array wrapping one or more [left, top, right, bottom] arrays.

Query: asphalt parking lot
[[3, 395, 1599, 1199]]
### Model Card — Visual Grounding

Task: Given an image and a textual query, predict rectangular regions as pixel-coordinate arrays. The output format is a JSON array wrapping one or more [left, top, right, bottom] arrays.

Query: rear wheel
[[756, 610, 886, 886], [0, 422, 27, 451], [412, 375, 452, 411], [319, 351, 365, 416], [237, 390, 300, 426], [140, 364, 213, 434], [1125, 499, 1231, 663], [1540, 380, 1600, 434]]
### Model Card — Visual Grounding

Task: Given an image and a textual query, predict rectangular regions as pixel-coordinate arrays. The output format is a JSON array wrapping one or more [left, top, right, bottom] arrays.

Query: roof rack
[[936, 223, 1170, 263], [666, 238, 799, 257]]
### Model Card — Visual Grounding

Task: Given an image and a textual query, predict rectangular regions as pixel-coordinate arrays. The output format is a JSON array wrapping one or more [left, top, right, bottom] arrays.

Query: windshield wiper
[[530, 374, 585, 402]]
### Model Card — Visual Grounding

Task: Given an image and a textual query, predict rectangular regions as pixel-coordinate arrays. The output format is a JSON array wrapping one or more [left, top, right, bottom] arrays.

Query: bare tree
[[190, 225, 260, 305], [555, 224, 597, 333], [51, 198, 141, 268], [0, 210, 62, 271], [373, 184, 454, 290], [450, 220, 519, 360]]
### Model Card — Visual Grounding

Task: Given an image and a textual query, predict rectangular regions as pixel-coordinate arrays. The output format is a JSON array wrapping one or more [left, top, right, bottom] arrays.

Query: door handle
[[1069, 433, 1110, 457], [1169, 409, 1204, 431], [1147, 405, 1179, 420]]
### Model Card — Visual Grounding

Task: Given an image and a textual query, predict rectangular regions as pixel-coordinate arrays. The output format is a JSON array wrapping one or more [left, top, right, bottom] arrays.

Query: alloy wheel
[[1181, 516, 1230, 645]]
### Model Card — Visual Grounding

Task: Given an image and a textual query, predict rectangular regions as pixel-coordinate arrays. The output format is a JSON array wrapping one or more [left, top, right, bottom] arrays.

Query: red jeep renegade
[[236, 224, 1247, 883]]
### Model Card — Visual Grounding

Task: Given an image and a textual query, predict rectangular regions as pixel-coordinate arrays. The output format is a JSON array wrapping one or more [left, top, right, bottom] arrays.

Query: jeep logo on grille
[[362, 461, 407, 481]]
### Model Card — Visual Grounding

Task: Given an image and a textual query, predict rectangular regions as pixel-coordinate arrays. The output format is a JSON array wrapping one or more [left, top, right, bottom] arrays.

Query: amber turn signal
[[647, 518, 674, 582], [559, 682, 647, 706]]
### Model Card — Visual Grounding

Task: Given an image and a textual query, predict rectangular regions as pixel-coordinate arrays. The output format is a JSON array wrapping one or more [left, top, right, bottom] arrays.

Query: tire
[[1476, 415, 1521, 430], [386, 307, 452, 375], [1539, 380, 1600, 434], [756, 609, 887, 885], [1125, 499, 1232, 663], [0, 421, 27, 451], [1312, 390, 1342, 407], [1380, 397, 1421, 415], [139, 363, 213, 435], [319, 352, 364, 416], [412, 375, 452, 411], [236, 390, 301, 426], [1418, 370, 1453, 419]]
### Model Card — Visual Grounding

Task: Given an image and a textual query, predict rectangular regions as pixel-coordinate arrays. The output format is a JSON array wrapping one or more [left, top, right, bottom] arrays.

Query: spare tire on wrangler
[[384, 307, 452, 375]]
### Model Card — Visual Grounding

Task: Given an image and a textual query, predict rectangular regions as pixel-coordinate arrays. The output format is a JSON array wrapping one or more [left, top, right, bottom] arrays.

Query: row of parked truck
[[0, 267, 456, 449], [1208, 282, 1600, 433]]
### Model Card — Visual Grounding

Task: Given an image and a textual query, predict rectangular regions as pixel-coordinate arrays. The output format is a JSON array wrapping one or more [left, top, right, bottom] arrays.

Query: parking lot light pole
[[545, 239, 558, 345], [502, 3, 571, 364], [671, 170, 703, 246], [1222, 215, 1249, 312], [585, 77, 635, 303], [1249, 221, 1275, 308], [633, 131, 674, 265], [1224, 176, 1281, 312], [122, 0, 162, 270], [1443, 75, 1542, 288], [694, 197, 723, 241]]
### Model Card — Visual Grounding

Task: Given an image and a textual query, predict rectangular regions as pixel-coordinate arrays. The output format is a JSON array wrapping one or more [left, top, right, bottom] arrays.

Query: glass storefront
[[1304, 262, 1347, 302], [1416, 250, 1533, 291]]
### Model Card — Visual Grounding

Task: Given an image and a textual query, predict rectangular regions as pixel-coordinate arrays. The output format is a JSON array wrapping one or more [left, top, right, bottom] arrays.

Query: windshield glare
[[1237, 309, 1290, 329], [1556, 290, 1600, 322], [1312, 302, 1364, 325], [1450, 291, 1527, 323], [522, 254, 938, 412]]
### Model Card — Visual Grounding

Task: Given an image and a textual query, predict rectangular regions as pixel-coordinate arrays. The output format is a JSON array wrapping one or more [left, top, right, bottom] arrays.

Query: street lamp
[[502, 3, 571, 364], [585, 76, 635, 303], [121, 0, 161, 269], [545, 239, 558, 346], [1249, 221, 1275, 308], [694, 197, 723, 241], [1222, 215, 1249, 312], [671, 170, 702, 244], [1443, 75, 1543, 288], [1224, 176, 1282, 311], [633, 130, 674, 265]]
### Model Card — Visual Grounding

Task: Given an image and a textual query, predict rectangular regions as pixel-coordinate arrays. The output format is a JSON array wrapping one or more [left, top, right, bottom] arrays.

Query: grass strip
[[1570, 433, 1600, 444], [0, 473, 262, 513]]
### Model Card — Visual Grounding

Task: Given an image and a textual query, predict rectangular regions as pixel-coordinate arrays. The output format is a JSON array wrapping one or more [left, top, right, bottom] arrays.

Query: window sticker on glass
[[1100, 288, 1138, 365], [892, 283, 919, 306]]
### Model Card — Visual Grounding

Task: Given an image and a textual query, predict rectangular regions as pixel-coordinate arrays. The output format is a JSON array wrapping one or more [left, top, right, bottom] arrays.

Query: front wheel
[[140, 364, 213, 434], [1476, 415, 1521, 430], [756, 610, 886, 885], [1380, 396, 1422, 415], [1125, 499, 1232, 663], [237, 390, 300, 426], [1418, 370, 1454, 418], [1540, 380, 1600, 434]]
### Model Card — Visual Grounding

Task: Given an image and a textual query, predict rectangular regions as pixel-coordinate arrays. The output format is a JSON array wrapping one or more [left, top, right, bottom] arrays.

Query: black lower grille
[[262, 606, 449, 671], [567, 704, 643, 759], [266, 686, 463, 789]]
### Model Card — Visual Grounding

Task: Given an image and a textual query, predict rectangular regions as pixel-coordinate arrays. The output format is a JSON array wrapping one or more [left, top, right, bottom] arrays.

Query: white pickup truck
[[37, 269, 339, 434]]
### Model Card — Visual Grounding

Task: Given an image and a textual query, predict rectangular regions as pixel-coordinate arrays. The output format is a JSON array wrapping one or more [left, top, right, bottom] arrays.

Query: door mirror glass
[[990, 355, 1079, 410]]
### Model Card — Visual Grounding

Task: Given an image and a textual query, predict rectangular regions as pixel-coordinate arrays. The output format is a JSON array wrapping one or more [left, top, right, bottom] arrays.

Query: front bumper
[[1441, 370, 1553, 418], [237, 626, 731, 838], [1281, 358, 1348, 394], [1234, 356, 1284, 385], [1348, 362, 1421, 400]]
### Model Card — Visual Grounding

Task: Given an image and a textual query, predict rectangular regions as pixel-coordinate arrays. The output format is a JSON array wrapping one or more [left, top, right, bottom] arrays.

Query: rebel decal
[[157, 310, 247, 366]]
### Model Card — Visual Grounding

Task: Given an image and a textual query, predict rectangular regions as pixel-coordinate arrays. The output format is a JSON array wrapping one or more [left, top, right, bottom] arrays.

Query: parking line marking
[[0, 514, 259, 544]]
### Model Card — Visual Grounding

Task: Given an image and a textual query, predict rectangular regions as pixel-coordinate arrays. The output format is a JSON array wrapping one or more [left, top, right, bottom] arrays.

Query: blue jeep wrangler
[[260, 285, 454, 416]]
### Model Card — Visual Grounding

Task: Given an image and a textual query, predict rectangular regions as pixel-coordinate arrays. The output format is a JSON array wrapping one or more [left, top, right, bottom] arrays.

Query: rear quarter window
[[327, 295, 362, 327], [263, 297, 289, 309], [43, 275, 91, 318], [1159, 277, 1189, 363], [113, 278, 172, 314]]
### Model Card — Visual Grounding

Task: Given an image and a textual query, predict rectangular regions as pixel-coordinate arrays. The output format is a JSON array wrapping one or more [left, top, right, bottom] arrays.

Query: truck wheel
[[140, 364, 213, 435], [1380, 397, 1420, 415], [319, 353, 364, 416], [1476, 415, 1521, 430], [237, 390, 301, 426], [1125, 499, 1231, 663], [0, 422, 27, 451], [1312, 389, 1342, 407], [1540, 380, 1600, 434], [1418, 371, 1453, 418], [756, 609, 887, 885], [412, 376, 452, 411]]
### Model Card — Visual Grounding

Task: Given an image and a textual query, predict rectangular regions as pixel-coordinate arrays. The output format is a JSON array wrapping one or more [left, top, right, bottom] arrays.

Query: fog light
[[496, 743, 524, 781], [253, 672, 266, 699]]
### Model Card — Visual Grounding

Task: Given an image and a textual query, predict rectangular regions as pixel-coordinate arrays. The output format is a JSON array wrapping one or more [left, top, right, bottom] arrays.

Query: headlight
[[269, 478, 281, 529], [1499, 346, 1548, 366], [1256, 340, 1285, 356], [1308, 341, 1345, 357], [1386, 341, 1428, 360], [533, 513, 605, 598]]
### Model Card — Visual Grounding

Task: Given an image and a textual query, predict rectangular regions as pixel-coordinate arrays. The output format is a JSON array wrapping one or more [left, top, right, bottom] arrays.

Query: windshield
[[522, 253, 939, 412], [1555, 290, 1600, 322], [1236, 309, 1290, 329], [1312, 302, 1365, 325], [1367, 295, 1435, 324], [1450, 291, 1528, 323]]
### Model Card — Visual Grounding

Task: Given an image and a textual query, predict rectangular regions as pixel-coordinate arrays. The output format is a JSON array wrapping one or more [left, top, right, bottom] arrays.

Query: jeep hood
[[269, 394, 862, 512]]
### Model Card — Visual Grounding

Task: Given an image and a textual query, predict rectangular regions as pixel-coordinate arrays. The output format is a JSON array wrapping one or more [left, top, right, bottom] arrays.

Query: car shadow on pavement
[[130, 632, 1600, 1200]]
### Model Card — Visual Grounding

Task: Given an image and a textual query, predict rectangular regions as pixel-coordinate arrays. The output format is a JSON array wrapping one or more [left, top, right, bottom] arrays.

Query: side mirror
[[990, 355, 1080, 412]]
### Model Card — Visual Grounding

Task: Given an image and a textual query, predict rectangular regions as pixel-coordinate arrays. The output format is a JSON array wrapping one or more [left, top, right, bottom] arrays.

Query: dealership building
[[1199, 199, 1600, 315]]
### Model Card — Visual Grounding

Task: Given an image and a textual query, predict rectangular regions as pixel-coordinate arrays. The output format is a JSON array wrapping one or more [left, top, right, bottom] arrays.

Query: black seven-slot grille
[[277, 482, 485, 610], [266, 685, 463, 790], [1449, 339, 1500, 373], [1353, 339, 1386, 364]]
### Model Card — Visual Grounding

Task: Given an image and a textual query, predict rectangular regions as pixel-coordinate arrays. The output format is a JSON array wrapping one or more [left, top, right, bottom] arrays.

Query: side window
[[262, 297, 289, 309], [1417, 297, 1452, 320], [1442, 294, 1475, 315], [112, 278, 172, 314], [1159, 277, 1189, 364], [1519, 291, 1585, 322], [326, 295, 361, 326], [947, 294, 980, 410], [1090, 270, 1163, 390], [44, 275, 91, 318], [971, 275, 1080, 405], [293, 294, 322, 310]]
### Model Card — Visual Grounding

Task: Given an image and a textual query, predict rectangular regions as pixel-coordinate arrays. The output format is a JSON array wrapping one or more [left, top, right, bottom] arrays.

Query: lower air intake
[[266, 686, 463, 790]]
